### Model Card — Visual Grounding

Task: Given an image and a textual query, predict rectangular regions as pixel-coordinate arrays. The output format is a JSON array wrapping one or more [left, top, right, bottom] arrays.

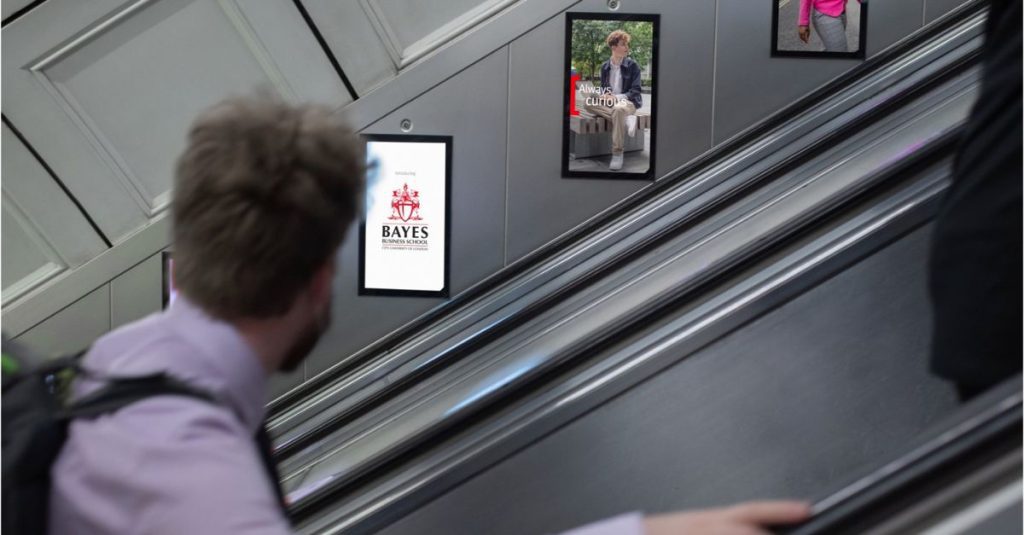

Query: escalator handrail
[[268, 13, 986, 462], [270, 20, 985, 463], [779, 377, 1023, 534], [266, 0, 989, 417], [285, 108, 973, 526]]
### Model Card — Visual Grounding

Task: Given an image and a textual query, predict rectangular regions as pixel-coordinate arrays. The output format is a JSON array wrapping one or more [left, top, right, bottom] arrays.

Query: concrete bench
[[569, 110, 650, 160]]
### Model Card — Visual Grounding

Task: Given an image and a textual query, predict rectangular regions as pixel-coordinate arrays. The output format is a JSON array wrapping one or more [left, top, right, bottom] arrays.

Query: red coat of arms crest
[[388, 183, 422, 222]]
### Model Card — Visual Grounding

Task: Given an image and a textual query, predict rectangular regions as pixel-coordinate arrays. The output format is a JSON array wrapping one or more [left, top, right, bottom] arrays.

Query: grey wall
[[305, 0, 969, 393], [927, 0, 975, 23], [714, 0, 927, 143], [506, 0, 719, 261], [0, 0, 34, 21], [378, 223, 960, 535], [304, 47, 511, 380], [15, 285, 110, 357], [1, 124, 108, 303], [3, 0, 972, 399]]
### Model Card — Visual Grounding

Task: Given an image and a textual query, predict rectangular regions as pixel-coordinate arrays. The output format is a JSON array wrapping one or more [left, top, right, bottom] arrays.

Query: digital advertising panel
[[359, 134, 452, 297], [772, 0, 868, 59], [563, 12, 659, 180]]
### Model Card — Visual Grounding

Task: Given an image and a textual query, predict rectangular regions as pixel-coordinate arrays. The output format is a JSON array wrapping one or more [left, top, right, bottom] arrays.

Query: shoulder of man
[[53, 396, 288, 534], [79, 316, 226, 394], [127, 400, 290, 534], [57, 392, 248, 483]]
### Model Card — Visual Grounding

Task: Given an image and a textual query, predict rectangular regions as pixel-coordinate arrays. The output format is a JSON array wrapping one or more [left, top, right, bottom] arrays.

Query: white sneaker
[[609, 153, 624, 171], [626, 115, 637, 137]]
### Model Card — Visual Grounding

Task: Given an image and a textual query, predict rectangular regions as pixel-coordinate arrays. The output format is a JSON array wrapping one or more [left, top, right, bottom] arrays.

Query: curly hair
[[606, 29, 631, 48]]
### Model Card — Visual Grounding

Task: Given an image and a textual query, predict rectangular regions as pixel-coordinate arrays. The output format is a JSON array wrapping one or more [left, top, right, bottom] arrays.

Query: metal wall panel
[[962, 495, 1024, 535], [0, 0, 35, 21], [3, 0, 951, 401], [0, 125, 107, 268], [867, 0, 928, 57], [109, 253, 163, 330], [1, 199, 61, 299], [714, 0, 925, 144], [228, 2, 352, 107], [299, 1, 398, 95], [366, 0, 505, 68], [1, 216, 170, 339], [337, 0, 577, 130], [504, 0, 716, 263], [270, 367, 306, 401], [502, 15, 614, 261], [302, 48, 510, 380], [2, 0, 351, 244], [1, 124, 107, 305], [378, 224, 959, 535], [926, 0, 973, 23], [14, 284, 111, 357]]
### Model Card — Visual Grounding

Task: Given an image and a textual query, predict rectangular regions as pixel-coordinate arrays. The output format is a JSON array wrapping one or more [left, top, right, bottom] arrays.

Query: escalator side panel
[[373, 224, 958, 535]]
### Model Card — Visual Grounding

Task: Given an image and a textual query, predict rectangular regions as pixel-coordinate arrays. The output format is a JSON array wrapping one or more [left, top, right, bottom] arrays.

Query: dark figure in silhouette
[[930, 0, 1022, 401]]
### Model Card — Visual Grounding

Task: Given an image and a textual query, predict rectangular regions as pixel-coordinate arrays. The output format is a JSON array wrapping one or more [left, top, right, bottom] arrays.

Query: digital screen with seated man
[[565, 14, 658, 179]]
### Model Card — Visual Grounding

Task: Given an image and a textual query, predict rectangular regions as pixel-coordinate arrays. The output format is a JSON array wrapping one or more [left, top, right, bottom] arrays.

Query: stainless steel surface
[[806, 378, 1023, 535], [14, 285, 110, 357], [302, 48, 511, 381], [868, 0, 927, 58], [286, 72, 976, 487], [2, 0, 975, 385], [332, 0, 579, 131], [506, 0, 720, 262], [267, 9, 986, 452], [1, 124, 108, 303], [505, 12, 648, 262], [870, 451, 1022, 535], [714, 0, 925, 143], [314, 210, 960, 534], [927, 0, 974, 23], [811, 388, 1022, 517], [956, 481, 1023, 535], [292, 62, 982, 535]]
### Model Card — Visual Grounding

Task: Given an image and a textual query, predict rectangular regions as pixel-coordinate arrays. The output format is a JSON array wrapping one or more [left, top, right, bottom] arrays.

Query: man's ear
[[309, 256, 337, 308]]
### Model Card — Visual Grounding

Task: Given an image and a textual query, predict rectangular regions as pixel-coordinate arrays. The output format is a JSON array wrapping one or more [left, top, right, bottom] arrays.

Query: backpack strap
[[62, 373, 291, 521], [1, 351, 83, 394], [62, 373, 214, 420]]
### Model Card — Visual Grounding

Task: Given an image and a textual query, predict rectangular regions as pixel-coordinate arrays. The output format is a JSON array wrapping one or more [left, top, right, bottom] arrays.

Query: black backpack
[[2, 352, 216, 534]]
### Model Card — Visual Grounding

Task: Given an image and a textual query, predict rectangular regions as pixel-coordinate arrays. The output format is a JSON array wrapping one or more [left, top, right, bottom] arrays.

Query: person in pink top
[[798, 0, 860, 52]]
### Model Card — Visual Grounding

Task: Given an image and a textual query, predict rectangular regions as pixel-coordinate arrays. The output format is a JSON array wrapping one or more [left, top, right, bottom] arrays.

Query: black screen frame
[[561, 12, 660, 181], [358, 134, 453, 299], [770, 0, 869, 59]]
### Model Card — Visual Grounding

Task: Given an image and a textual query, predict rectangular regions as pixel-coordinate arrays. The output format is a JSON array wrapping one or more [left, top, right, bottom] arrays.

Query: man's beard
[[279, 305, 331, 372]]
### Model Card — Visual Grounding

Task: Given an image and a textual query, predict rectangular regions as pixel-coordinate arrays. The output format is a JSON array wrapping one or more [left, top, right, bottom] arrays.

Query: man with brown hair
[[584, 29, 643, 171], [48, 96, 363, 534]]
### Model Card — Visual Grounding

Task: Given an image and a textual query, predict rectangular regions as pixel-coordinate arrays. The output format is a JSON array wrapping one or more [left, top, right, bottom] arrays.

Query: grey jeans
[[813, 9, 848, 52]]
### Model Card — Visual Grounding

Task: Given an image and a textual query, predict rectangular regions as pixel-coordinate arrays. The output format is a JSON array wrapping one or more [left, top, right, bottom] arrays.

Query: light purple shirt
[[49, 297, 291, 534], [48, 296, 643, 534]]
